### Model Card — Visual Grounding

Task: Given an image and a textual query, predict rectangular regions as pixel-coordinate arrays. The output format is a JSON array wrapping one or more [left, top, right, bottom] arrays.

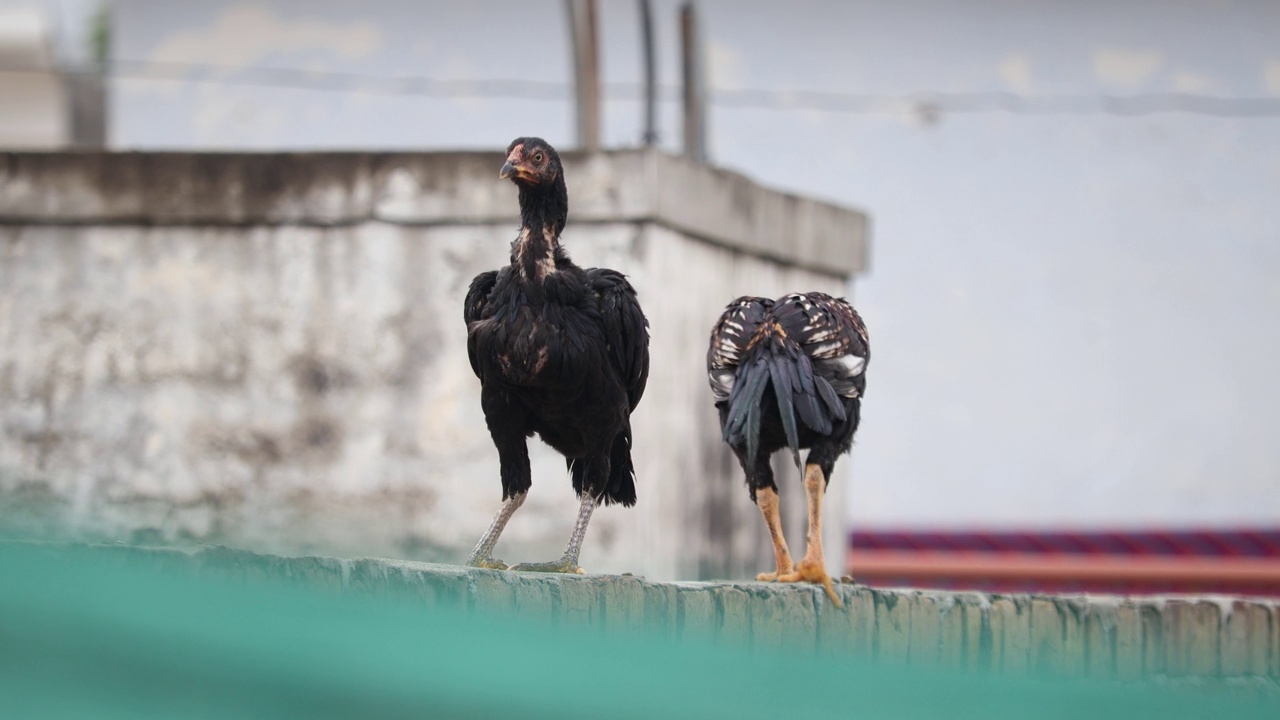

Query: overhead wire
[[4, 59, 1280, 118]]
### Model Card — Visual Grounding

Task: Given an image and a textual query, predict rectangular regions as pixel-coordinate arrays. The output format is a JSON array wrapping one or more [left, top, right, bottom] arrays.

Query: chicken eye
[[533, 152, 545, 164]]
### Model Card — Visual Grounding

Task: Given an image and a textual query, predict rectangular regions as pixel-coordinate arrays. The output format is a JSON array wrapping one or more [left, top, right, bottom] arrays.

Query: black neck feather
[[512, 175, 569, 279], [517, 174, 568, 238]]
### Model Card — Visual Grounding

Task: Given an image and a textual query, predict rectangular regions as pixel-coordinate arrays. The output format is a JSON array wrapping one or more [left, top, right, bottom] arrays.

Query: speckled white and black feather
[[706, 291, 869, 494], [706, 296, 773, 402]]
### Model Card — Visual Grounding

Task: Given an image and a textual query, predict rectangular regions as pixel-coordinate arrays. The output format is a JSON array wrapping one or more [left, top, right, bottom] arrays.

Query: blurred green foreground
[[0, 541, 1275, 719]]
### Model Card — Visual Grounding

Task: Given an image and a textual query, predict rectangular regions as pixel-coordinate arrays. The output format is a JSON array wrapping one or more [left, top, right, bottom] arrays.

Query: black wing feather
[[463, 269, 500, 379], [710, 291, 869, 471], [768, 354, 802, 468], [585, 268, 650, 410]]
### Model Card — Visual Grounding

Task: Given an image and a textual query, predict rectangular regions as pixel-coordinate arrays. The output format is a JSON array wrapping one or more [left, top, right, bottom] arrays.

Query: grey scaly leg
[[511, 492, 598, 574], [466, 491, 527, 570]]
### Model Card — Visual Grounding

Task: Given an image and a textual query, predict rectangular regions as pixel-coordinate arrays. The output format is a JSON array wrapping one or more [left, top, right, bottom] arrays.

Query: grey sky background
[[26, 0, 1280, 529]]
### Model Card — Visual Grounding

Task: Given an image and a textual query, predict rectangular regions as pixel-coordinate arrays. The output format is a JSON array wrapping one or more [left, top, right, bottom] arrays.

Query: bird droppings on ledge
[[10, 540, 1277, 683]]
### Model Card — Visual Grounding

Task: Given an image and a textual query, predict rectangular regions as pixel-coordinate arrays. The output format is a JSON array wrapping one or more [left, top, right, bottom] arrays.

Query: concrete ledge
[[0, 150, 867, 276], [41, 542, 1279, 682]]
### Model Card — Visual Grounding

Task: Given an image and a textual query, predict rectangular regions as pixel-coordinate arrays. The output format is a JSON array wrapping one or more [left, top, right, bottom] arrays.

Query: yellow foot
[[510, 559, 586, 574], [468, 556, 510, 571], [778, 559, 844, 608]]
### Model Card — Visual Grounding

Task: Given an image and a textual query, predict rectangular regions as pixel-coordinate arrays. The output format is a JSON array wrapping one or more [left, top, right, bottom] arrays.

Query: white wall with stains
[[0, 149, 867, 580]]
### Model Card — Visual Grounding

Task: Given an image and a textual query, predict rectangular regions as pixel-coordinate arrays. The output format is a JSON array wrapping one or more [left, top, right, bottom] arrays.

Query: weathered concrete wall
[[39, 541, 1280, 683], [0, 150, 868, 581]]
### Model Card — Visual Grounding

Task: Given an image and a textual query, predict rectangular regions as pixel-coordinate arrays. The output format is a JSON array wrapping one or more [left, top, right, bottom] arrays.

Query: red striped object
[[847, 529, 1280, 596]]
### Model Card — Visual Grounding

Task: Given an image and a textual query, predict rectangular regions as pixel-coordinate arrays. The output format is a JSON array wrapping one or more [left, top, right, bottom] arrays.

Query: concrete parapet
[[0, 150, 867, 275], [44, 542, 1279, 682]]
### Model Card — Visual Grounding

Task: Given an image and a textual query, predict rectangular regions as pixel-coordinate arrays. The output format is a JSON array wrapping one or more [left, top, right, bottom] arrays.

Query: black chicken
[[462, 137, 650, 573], [707, 292, 869, 605]]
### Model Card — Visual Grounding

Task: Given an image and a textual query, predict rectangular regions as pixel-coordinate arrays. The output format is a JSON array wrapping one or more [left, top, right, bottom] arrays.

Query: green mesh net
[[0, 541, 1274, 719]]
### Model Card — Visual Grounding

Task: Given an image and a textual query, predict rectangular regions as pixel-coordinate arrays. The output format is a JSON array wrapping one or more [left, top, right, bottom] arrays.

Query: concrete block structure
[[0, 149, 868, 580]]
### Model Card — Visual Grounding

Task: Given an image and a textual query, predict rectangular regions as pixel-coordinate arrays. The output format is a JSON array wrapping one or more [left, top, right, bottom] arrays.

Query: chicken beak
[[499, 161, 517, 179]]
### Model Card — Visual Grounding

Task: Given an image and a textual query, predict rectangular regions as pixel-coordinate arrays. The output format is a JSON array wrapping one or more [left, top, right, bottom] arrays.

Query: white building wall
[[0, 150, 866, 581]]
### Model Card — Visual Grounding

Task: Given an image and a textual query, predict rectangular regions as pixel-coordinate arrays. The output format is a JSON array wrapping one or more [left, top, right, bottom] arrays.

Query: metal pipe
[[565, 0, 601, 152], [679, 2, 706, 162], [638, 0, 658, 146]]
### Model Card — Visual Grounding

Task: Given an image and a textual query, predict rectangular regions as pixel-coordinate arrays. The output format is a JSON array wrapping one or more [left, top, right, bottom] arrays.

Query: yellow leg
[[777, 464, 844, 608], [754, 487, 795, 581]]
